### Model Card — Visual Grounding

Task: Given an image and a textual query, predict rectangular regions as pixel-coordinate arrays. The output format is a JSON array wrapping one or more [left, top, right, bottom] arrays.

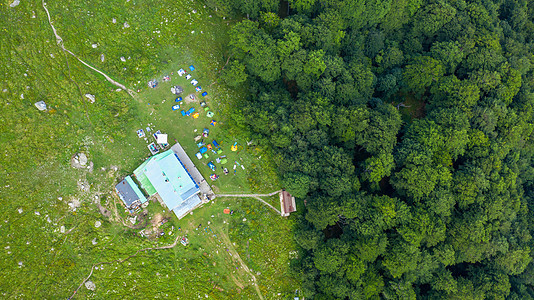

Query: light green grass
[[1, 0, 292, 298]]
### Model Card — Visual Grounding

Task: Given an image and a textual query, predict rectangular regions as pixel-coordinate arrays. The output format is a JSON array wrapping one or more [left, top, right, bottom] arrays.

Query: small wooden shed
[[280, 190, 296, 217]]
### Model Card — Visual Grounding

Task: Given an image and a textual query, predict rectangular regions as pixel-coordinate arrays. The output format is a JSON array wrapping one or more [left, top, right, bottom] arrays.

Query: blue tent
[[175, 97, 182, 102], [181, 110, 186, 116], [212, 140, 219, 148], [202, 92, 208, 97], [189, 65, 195, 71], [199, 147, 208, 154], [208, 162, 216, 171]]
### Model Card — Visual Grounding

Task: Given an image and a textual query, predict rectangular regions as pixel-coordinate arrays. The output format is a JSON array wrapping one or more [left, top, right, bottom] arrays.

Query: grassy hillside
[[0, 0, 295, 298]]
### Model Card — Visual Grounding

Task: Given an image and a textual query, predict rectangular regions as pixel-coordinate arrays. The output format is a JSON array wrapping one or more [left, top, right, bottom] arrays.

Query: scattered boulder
[[120, 56, 126, 62], [85, 280, 96, 291], [92, 238, 98, 245], [78, 153, 88, 166], [34, 101, 47, 111], [85, 94, 95, 103], [68, 198, 82, 210], [60, 225, 66, 233], [92, 44, 98, 48], [71, 153, 91, 169], [128, 216, 137, 225], [100, 54, 105, 62], [123, 22, 130, 28], [112, 18, 116, 24], [9, 0, 20, 8], [78, 181, 89, 192], [95, 220, 102, 228], [17, 208, 23, 214]]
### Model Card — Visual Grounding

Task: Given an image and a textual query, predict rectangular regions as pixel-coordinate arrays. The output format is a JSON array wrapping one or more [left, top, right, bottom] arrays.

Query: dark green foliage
[[224, 0, 534, 298]]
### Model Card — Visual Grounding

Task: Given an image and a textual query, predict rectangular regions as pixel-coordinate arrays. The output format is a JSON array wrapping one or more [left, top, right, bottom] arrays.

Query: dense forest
[[208, 0, 534, 298]]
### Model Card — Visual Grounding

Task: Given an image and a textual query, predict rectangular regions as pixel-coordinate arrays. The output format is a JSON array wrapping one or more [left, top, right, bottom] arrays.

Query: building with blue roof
[[133, 149, 202, 219]]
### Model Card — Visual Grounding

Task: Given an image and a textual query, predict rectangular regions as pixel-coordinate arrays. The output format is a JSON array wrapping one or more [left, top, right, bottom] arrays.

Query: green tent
[[220, 158, 228, 164]]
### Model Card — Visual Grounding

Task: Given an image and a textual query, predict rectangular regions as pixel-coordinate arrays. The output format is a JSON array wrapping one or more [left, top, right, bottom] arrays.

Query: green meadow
[[0, 0, 295, 298]]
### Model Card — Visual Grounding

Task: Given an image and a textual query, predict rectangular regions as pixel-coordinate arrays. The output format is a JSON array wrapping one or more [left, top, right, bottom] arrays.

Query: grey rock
[[85, 280, 96, 291], [78, 153, 88, 165]]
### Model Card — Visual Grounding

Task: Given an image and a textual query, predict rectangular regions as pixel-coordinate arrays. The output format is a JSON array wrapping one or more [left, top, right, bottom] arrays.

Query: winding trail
[[252, 196, 281, 215], [69, 235, 182, 299], [42, 1, 136, 98], [216, 190, 282, 215], [219, 229, 264, 300]]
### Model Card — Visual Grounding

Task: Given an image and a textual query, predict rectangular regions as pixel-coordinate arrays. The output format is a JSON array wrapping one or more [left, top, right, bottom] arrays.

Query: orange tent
[[223, 209, 230, 214]]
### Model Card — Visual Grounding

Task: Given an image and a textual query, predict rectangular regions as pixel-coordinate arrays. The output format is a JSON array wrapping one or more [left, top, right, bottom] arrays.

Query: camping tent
[[148, 79, 158, 88], [156, 133, 168, 144], [202, 92, 208, 97], [137, 129, 145, 138], [171, 86, 183, 95], [189, 65, 195, 71]]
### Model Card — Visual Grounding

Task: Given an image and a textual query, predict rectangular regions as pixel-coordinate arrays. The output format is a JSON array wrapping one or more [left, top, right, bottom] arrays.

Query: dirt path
[[216, 190, 282, 215], [69, 235, 182, 299], [215, 190, 281, 198], [252, 196, 281, 215], [42, 1, 136, 98], [218, 228, 264, 300]]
